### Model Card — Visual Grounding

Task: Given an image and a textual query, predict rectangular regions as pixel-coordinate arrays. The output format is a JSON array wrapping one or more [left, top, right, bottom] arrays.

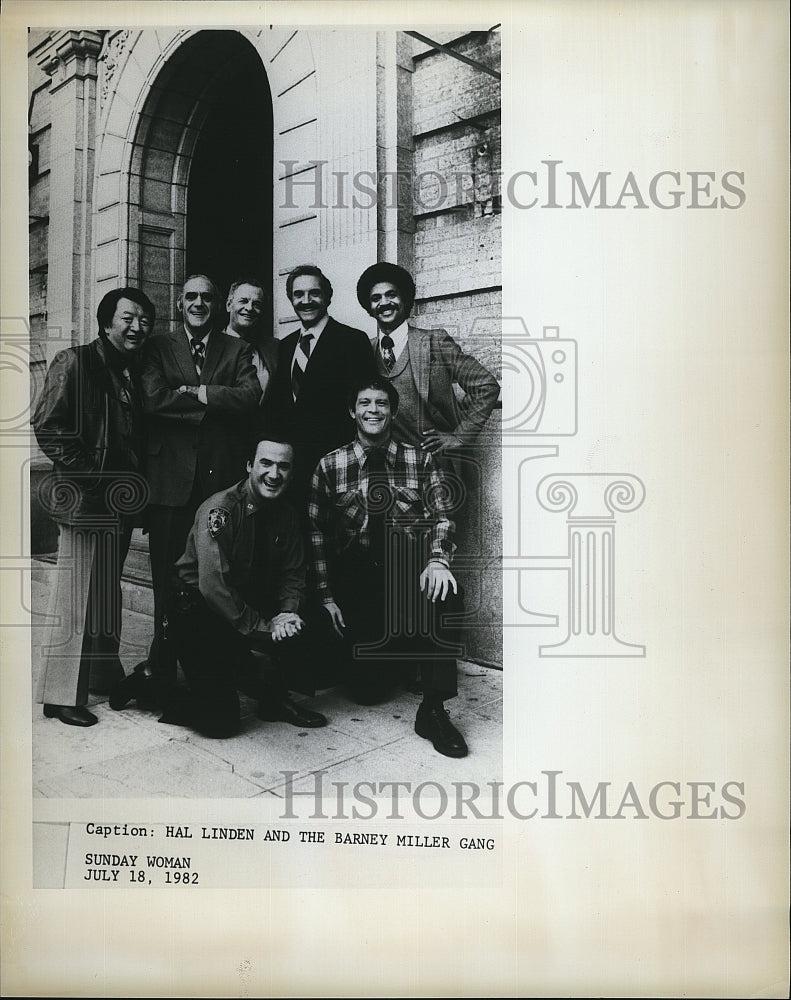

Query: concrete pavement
[[30, 563, 503, 799]]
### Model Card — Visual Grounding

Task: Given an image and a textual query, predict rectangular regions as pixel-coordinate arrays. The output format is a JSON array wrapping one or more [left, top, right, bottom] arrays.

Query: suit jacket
[[264, 315, 376, 488], [32, 337, 147, 525], [142, 328, 260, 507], [404, 325, 500, 446], [223, 326, 279, 406]]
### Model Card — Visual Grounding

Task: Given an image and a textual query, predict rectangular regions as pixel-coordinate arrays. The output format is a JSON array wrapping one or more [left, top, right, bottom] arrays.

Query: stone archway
[[93, 26, 322, 332], [128, 31, 273, 328]]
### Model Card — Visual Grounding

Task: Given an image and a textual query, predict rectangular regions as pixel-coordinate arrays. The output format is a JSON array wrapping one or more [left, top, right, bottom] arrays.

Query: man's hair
[[347, 375, 400, 415], [97, 286, 156, 332], [285, 264, 333, 304], [247, 434, 295, 465], [227, 276, 269, 304], [355, 261, 416, 316]]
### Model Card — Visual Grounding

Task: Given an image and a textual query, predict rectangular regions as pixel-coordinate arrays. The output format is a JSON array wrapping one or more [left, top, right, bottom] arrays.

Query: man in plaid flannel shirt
[[309, 376, 468, 758]]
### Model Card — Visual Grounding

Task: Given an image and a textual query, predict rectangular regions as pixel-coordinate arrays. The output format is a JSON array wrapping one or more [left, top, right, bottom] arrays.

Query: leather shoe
[[258, 696, 327, 728], [414, 703, 468, 758], [109, 670, 157, 711], [43, 704, 98, 727]]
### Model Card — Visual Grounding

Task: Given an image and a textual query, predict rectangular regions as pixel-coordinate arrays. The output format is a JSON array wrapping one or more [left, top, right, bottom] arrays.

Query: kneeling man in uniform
[[168, 437, 327, 738]]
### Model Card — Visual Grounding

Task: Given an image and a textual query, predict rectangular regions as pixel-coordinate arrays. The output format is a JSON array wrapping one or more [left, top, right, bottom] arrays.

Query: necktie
[[291, 331, 314, 400], [366, 447, 390, 557], [380, 335, 395, 372], [191, 338, 205, 375]]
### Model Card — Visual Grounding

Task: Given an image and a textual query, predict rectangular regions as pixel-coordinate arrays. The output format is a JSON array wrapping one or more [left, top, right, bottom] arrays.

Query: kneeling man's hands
[[271, 611, 304, 642], [420, 561, 457, 602]]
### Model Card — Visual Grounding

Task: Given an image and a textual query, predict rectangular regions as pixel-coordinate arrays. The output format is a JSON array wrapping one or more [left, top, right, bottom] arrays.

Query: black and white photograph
[[24, 22, 504, 801], [1, 1, 788, 997]]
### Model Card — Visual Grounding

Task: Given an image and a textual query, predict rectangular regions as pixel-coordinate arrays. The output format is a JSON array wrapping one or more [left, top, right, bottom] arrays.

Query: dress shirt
[[290, 311, 330, 380], [370, 321, 408, 362]]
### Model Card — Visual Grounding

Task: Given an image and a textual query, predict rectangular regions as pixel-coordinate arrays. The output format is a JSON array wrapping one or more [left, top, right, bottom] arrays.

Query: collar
[[376, 321, 408, 359], [353, 437, 398, 469], [184, 328, 211, 347], [240, 478, 273, 517], [298, 311, 330, 344], [96, 333, 131, 374]]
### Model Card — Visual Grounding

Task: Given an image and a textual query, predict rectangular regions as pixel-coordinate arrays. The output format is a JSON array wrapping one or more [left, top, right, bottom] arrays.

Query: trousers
[[331, 543, 463, 704], [168, 583, 320, 737], [38, 523, 131, 706]]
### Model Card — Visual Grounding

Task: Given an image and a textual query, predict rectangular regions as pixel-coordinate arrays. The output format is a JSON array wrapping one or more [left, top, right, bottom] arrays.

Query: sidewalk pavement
[[31, 565, 502, 799]]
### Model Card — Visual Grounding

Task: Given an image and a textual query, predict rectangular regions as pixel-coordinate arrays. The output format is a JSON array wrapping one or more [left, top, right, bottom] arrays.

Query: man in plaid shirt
[[309, 376, 468, 757]]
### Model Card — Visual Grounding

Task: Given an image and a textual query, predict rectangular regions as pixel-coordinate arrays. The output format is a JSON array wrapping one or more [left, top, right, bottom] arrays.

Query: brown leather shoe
[[43, 704, 98, 727]]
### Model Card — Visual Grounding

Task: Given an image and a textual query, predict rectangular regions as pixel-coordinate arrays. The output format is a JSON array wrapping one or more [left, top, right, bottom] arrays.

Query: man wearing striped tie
[[264, 264, 375, 510], [113, 274, 260, 711]]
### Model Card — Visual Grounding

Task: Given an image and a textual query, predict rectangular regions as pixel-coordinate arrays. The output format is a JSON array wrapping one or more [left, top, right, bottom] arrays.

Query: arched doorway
[[129, 31, 273, 328], [185, 49, 272, 301]]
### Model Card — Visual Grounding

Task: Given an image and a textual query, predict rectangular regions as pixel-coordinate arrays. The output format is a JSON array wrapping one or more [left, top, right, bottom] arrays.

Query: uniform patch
[[207, 507, 230, 537]]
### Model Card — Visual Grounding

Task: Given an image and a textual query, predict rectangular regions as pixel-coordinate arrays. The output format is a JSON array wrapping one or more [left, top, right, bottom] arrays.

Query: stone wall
[[410, 31, 502, 666]]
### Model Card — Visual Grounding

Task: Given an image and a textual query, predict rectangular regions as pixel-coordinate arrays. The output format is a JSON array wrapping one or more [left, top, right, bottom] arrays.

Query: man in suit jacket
[[355, 262, 500, 463], [113, 274, 260, 709], [264, 264, 375, 508]]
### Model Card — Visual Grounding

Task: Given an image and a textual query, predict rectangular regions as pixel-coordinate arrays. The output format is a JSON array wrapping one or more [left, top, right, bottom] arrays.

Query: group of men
[[33, 262, 499, 758]]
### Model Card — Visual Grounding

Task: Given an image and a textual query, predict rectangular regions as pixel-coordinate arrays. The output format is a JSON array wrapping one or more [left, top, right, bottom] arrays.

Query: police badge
[[207, 507, 229, 537]]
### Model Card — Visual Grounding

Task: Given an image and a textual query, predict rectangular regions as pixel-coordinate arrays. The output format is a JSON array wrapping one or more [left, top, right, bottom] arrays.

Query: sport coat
[[142, 328, 260, 507], [404, 325, 500, 445], [264, 315, 376, 487]]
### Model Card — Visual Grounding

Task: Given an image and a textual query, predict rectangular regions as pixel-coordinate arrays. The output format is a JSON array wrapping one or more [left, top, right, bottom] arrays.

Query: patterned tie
[[380, 335, 395, 372], [291, 331, 314, 400], [191, 338, 205, 375]]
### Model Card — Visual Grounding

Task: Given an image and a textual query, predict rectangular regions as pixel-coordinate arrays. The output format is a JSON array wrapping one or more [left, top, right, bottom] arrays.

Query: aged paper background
[[1, 0, 788, 997]]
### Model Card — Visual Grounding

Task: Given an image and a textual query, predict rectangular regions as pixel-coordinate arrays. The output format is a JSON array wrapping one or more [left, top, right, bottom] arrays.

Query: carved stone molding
[[99, 30, 131, 107], [36, 30, 105, 92]]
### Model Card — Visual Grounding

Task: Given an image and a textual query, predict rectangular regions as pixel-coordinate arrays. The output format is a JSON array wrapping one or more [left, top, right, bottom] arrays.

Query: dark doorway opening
[[186, 40, 273, 310]]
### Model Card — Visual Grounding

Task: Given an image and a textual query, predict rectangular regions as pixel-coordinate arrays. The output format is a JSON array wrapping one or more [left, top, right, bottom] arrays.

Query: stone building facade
[[28, 26, 502, 665]]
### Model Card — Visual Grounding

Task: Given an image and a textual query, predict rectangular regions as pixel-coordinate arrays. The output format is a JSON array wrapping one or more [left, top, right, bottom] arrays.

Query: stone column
[[376, 31, 415, 268], [37, 31, 104, 358], [536, 474, 646, 657]]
